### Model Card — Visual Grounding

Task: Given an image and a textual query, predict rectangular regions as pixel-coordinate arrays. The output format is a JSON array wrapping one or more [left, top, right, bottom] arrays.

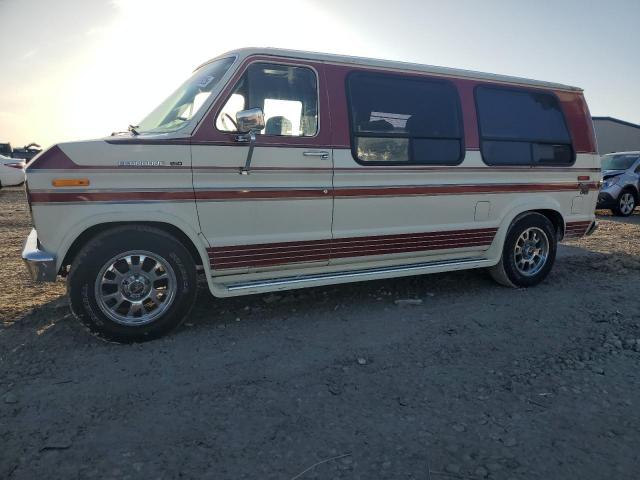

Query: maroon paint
[[191, 53, 597, 154], [556, 91, 597, 154], [212, 237, 495, 263], [333, 182, 597, 197], [26, 145, 77, 170], [210, 226, 498, 256], [213, 252, 330, 269], [194, 188, 328, 201], [191, 55, 334, 148], [105, 138, 191, 145], [322, 62, 596, 154], [211, 233, 497, 261], [29, 161, 602, 173], [29, 182, 596, 204], [325, 166, 600, 173], [32, 54, 597, 170], [26, 144, 192, 171], [210, 238, 333, 254], [333, 238, 491, 259], [211, 238, 494, 269], [208, 227, 498, 269], [29, 190, 195, 203], [564, 221, 591, 239]]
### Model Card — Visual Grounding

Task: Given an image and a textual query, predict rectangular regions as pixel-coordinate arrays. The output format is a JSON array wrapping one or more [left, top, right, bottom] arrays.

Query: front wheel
[[613, 190, 636, 217], [489, 213, 557, 288], [68, 226, 198, 342]]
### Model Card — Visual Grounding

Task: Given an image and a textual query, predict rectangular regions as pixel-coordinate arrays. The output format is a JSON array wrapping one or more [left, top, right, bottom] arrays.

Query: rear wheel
[[68, 226, 197, 342], [489, 213, 557, 288], [613, 190, 636, 217]]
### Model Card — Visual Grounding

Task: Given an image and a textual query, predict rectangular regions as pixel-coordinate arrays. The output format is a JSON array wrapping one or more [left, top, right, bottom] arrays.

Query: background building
[[592, 117, 640, 155]]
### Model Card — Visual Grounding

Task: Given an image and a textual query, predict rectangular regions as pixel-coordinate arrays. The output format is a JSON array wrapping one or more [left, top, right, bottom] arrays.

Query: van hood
[[26, 135, 191, 172]]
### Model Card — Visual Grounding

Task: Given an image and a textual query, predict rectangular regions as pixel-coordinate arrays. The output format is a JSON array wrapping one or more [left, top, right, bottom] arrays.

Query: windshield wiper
[[128, 125, 140, 136]]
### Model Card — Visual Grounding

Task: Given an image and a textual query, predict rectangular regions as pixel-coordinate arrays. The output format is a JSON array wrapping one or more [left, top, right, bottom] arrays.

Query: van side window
[[475, 86, 574, 166], [216, 63, 318, 137], [347, 73, 464, 165]]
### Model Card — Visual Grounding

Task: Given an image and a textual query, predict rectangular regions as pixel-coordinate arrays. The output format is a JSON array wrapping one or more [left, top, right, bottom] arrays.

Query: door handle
[[303, 150, 330, 159]]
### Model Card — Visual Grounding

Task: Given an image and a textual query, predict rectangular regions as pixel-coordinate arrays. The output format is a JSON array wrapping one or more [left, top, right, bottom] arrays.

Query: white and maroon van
[[22, 48, 599, 342]]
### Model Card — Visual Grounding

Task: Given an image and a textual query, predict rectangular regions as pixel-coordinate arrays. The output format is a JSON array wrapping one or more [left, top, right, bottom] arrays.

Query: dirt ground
[[1, 185, 639, 480]]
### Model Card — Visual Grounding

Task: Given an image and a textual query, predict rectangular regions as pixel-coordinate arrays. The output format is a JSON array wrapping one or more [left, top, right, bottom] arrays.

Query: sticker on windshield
[[197, 75, 215, 88]]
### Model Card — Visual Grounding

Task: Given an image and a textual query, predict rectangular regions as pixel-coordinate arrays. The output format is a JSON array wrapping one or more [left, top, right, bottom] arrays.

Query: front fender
[[55, 210, 212, 276]]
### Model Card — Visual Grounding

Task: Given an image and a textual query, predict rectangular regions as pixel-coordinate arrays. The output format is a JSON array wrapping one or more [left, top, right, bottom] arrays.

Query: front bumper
[[22, 229, 57, 282], [596, 191, 616, 209]]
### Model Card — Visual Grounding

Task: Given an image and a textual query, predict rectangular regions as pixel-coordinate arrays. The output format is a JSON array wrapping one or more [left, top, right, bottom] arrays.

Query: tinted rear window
[[347, 72, 464, 165], [475, 86, 574, 166]]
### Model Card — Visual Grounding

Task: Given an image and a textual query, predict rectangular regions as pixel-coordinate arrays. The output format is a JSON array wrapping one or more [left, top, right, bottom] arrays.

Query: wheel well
[[61, 222, 204, 270], [530, 209, 565, 239], [621, 185, 639, 202]]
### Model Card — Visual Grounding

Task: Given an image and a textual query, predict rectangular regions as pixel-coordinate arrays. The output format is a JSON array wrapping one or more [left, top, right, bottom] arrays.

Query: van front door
[[191, 60, 333, 274]]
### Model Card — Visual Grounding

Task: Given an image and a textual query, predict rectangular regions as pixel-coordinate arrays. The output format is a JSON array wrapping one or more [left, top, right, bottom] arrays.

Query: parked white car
[[22, 48, 599, 342], [0, 154, 25, 187]]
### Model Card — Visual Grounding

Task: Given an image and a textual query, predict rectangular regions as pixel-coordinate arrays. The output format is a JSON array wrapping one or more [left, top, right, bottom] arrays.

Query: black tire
[[68, 225, 197, 342], [613, 189, 636, 217], [489, 213, 557, 288]]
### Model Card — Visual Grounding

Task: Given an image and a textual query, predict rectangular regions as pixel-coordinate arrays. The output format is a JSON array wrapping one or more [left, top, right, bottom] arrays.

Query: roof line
[[592, 116, 640, 130], [203, 47, 583, 92]]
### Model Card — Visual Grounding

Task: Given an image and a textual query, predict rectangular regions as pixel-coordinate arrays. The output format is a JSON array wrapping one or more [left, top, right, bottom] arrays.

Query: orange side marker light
[[52, 178, 90, 187]]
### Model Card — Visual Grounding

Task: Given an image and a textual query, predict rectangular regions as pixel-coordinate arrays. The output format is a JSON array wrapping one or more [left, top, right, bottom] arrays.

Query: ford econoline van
[[22, 48, 599, 342]]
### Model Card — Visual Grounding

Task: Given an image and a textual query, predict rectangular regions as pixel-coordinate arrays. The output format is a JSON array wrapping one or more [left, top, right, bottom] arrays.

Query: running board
[[224, 256, 491, 293]]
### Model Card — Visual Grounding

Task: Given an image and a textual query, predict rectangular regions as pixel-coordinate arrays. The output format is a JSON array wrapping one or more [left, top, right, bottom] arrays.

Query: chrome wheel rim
[[95, 250, 177, 326], [514, 227, 549, 277], [620, 193, 635, 215]]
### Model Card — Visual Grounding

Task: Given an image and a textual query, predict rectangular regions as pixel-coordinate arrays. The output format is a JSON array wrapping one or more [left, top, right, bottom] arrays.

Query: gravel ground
[[1, 185, 639, 480]]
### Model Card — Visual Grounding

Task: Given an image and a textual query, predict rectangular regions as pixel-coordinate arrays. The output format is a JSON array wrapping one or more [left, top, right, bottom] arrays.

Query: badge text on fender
[[118, 160, 165, 167]]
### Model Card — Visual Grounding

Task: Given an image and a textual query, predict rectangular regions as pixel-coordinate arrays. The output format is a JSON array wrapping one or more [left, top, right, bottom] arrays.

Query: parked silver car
[[597, 152, 640, 216]]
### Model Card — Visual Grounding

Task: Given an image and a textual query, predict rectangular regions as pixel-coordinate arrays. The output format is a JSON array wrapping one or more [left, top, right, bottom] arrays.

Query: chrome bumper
[[22, 229, 57, 282]]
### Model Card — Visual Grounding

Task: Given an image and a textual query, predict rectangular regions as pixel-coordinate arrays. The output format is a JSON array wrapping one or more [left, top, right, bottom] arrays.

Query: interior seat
[[265, 116, 292, 135]]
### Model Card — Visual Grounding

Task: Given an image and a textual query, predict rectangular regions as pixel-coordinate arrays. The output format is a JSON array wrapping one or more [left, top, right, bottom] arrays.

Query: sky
[[0, 0, 638, 148]]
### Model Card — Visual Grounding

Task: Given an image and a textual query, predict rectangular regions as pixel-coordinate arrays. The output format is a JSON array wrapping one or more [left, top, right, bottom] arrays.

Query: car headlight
[[602, 177, 620, 189]]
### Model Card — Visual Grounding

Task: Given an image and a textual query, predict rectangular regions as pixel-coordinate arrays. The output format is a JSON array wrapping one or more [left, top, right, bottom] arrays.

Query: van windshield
[[137, 57, 235, 134], [601, 154, 638, 171]]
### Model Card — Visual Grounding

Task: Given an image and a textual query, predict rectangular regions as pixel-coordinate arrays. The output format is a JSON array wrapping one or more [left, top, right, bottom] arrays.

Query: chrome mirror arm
[[238, 130, 257, 175], [234, 107, 264, 175]]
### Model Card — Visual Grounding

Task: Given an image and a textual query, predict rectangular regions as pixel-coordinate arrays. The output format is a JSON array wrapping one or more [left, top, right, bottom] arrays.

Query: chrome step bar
[[225, 256, 490, 292]]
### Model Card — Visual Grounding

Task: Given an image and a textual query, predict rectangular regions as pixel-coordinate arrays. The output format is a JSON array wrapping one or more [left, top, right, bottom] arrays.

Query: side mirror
[[236, 108, 265, 133], [235, 108, 264, 175]]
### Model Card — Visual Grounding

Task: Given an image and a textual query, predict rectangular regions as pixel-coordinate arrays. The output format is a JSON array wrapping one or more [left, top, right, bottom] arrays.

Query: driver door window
[[215, 62, 318, 137]]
